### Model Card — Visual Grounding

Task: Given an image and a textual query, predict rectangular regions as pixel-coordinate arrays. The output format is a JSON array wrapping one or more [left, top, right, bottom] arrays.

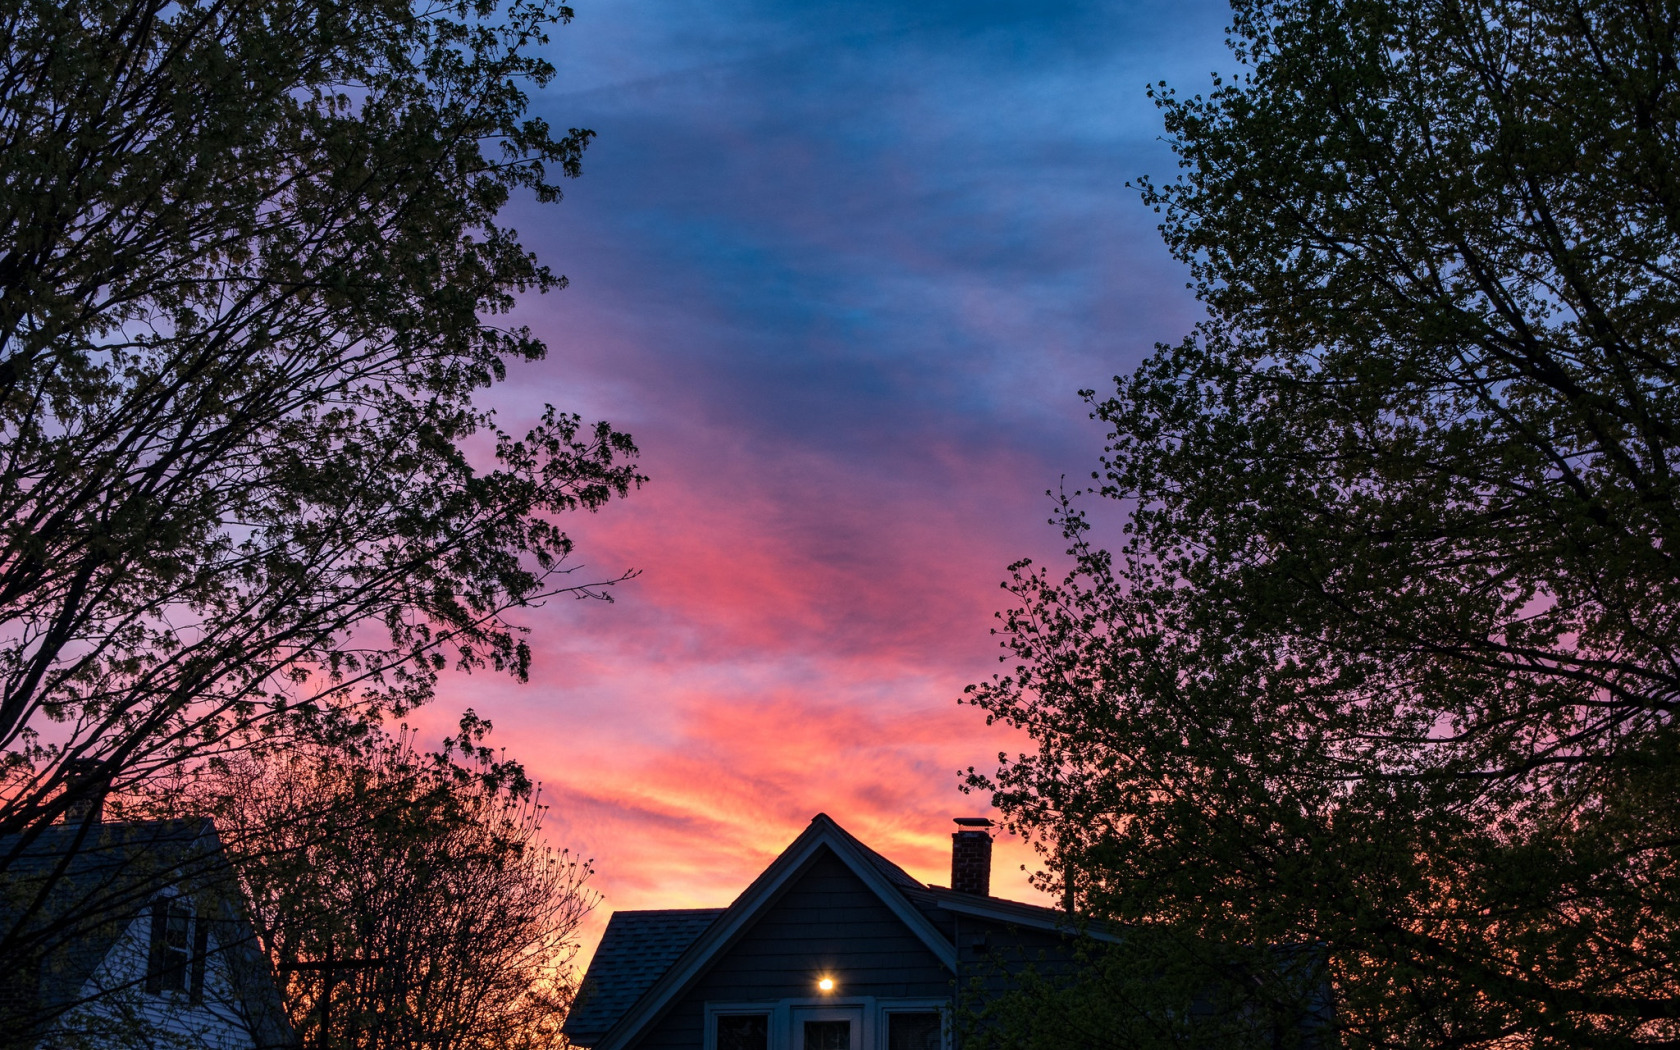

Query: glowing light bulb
[[818, 977, 835, 992]]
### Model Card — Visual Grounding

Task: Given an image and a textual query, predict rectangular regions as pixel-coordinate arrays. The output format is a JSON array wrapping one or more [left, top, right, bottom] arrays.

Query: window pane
[[803, 1020, 850, 1050], [164, 901, 191, 951], [717, 1014, 768, 1050], [888, 1012, 941, 1050], [148, 900, 191, 993]]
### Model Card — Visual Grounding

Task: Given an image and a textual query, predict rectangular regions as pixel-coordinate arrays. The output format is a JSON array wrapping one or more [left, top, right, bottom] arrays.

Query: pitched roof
[[1, 820, 221, 1011], [565, 813, 1095, 1050], [566, 816, 1331, 1050], [0, 819, 296, 1048], [564, 909, 725, 1042], [906, 885, 1120, 942], [840, 825, 926, 893]]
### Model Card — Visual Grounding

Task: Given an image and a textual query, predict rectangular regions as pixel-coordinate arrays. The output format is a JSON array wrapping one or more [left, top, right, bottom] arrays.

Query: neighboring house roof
[[0, 818, 296, 1048], [564, 909, 725, 1039], [565, 813, 1086, 1050], [2, 820, 218, 1018]]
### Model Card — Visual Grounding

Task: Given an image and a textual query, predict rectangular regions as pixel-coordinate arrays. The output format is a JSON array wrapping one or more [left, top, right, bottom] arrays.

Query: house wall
[[632, 848, 953, 1050], [950, 915, 1087, 1009], [50, 903, 263, 1050]]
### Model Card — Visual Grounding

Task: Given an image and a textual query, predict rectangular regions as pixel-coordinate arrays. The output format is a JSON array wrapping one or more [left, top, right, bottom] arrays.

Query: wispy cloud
[[427, 0, 1230, 967]]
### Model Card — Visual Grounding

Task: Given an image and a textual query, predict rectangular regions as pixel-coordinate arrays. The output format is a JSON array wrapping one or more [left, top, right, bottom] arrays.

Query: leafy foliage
[[958, 930, 1325, 1050], [196, 713, 594, 1050], [0, 0, 640, 848], [966, 1, 1680, 1046]]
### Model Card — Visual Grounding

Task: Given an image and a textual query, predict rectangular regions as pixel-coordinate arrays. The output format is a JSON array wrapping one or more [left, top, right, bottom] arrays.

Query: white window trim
[[876, 998, 949, 1050], [146, 891, 216, 1004], [704, 997, 949, 1050], [148, 893, 192, 996]]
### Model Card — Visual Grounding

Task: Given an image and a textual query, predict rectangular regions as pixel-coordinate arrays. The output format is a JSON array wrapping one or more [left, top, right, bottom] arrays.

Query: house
[[563, 814, 1099, 1050], [0, 801, 296, 1050]]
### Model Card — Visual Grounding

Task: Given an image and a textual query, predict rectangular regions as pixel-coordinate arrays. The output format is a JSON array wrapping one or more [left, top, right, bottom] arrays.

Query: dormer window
[[146, 897, 208, 1001]]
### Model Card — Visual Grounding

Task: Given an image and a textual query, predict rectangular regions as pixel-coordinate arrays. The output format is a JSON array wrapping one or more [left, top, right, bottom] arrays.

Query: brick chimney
[[62, 758, 109, 824], [951, 817, 993, 896]]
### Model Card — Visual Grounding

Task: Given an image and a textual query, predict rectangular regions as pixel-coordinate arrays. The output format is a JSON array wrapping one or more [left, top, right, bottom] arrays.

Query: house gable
[[0, 820, 295, 1049], [583, 815, 958, 1050], [568, 815, 1331, 1050], [632, 848, 954, 1050], [69, 898, 271, 1050]]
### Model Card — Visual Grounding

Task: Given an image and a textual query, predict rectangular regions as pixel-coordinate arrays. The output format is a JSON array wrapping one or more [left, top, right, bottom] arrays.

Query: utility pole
[[280, 949, 388, 1050]]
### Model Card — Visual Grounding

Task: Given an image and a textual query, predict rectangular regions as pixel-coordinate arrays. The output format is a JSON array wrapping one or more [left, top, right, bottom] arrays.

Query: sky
[[421, 0, 1234, 966]]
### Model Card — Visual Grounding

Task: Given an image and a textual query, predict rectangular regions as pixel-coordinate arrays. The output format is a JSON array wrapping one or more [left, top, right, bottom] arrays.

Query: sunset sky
[[423, 0, 1233, 964]]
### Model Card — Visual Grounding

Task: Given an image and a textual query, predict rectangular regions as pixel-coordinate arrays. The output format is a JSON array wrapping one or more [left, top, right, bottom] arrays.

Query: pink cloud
[[523, 688, 1050, 971], [419, 303, 1082, 977]]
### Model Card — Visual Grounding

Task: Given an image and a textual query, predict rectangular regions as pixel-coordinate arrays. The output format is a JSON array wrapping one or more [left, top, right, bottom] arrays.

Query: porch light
[[817, 977, 835, 992]]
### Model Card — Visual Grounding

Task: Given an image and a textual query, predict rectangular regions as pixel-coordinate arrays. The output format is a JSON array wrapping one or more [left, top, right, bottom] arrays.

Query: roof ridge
[[807, 813, 924, 891], [573, 814, 958, 1050]]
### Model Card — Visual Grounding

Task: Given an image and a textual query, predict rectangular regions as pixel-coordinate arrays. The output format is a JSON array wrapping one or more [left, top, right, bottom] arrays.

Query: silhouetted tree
[[957, 929, 1323, 1050], [967, 1, 1680, 1046], [197, 714, 593, 1050], [0, 0, 638, 897]]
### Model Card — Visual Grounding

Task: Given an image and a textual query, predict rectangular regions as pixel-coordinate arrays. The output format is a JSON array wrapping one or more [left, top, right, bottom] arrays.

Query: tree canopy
[[0, 0, 639, 848], [966, 0, 1680, 1046], [196, 714, 593, 1050]]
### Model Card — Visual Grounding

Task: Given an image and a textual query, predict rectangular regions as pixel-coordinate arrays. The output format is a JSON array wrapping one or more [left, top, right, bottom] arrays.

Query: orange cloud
[[421, 401, 1067, 973]]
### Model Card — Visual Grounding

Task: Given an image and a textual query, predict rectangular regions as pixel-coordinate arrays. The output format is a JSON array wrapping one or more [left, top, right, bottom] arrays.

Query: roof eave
[[592, 815, 956, 1050], [931, 893, 1126, 944]]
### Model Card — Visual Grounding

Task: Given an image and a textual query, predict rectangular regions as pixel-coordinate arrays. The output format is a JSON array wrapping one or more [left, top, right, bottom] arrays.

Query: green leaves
[[969, 1, 1680, 1046], [0, 0, 639, 880], [195, 719, 593, 1050]]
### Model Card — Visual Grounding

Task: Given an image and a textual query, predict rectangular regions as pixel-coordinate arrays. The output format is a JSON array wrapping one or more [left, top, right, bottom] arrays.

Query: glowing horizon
[[416, 0, 1230, 969]]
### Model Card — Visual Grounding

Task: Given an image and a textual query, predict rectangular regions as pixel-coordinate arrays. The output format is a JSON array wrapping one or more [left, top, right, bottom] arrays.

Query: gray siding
[[952, 916, 1086, 1002], [632, 848, 952, 1050]]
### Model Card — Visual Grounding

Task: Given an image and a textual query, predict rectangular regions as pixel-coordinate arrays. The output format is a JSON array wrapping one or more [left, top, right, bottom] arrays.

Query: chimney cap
[[953, 817, 994, 828]]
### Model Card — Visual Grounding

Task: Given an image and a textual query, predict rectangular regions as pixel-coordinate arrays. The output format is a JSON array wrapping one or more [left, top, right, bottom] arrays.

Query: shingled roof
[[565, 815, 1334, 1050], [564, 908, 725, 1042], [0, 818, 296, 1048], [2, 820, 218, 1016], [562, 814, 1090, 1049]]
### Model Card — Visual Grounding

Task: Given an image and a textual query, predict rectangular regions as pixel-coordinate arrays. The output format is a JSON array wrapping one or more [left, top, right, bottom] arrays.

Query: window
[[887, 1013, 942, 1050], [146, 898, 191, 994], [146, 897, 208, 1000], [803, 1020, 849, 1050], [717, 1014, 769, 1050], [706, 998, 942, 1050]]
